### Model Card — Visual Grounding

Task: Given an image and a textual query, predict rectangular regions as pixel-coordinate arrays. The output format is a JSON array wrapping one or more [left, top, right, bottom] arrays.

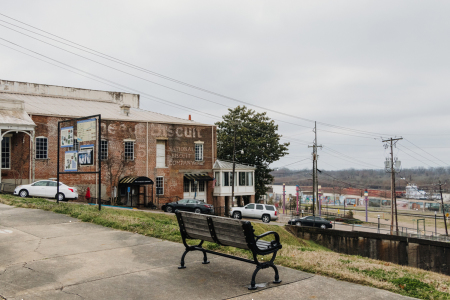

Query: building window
[[124, 141, 134, 160], [239, 172, 246, 186], [156, 176, 164, 195], [184, 180, 190, 192], [1, 137, 10, 169], [101, 140, 108, 160], [223, 172, 229, 186], [36, 137, 48, 159], [199, 181, 205, 192], [195, 142, 203, 161], [68, 139, 79, 152], [156, 140, 166, 168], [214, 172, 220, 186], [247, 172, 253, 186]]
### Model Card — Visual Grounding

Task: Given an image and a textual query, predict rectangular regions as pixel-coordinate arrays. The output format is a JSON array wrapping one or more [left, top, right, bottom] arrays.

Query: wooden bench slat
[[217, 239, 249, 249], [214, 228, 247, 240], [187, 232, 215, 243]]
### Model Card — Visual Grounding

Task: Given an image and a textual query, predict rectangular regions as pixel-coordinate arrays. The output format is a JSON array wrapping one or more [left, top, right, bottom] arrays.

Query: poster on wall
[[78, 145, 94, 166], [61, 126, 74, 148], [77, 118, 96, 142], [64, 151, 78, 171]]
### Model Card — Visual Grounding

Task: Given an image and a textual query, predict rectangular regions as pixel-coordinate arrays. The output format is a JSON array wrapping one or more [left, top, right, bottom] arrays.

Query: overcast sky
[[1, 1, 450, 171]]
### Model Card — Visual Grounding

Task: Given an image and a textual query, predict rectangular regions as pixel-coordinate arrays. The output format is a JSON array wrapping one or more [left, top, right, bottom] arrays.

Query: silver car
[[230, 204, 278, 223]]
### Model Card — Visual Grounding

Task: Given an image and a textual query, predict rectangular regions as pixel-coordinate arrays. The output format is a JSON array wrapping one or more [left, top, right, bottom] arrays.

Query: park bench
[[175, 211, 283, 290]]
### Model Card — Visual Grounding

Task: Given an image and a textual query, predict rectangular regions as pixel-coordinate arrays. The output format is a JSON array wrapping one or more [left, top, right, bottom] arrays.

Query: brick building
[[0, 80, 228, 208]]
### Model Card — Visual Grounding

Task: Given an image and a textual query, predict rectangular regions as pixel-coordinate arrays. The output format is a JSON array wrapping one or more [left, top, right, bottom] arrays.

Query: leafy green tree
[[215, 106, 289, 200]]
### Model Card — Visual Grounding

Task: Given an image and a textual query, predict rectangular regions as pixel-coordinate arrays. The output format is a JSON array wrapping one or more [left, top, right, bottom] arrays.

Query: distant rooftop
[[0, 80, 210, 126], [213, 159, 256, 170]]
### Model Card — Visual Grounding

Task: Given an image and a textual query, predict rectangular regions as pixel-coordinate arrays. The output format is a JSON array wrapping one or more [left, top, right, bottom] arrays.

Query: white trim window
[[36, 137, 48, 159], [1, 136, 11, 169], [156, 140, 166, 168], [156, 176, 164, 195], [124, 140, 134, 160], [101, 140, 108, 160], [194, 141, 203, 161], [199, 181, 205, 192]]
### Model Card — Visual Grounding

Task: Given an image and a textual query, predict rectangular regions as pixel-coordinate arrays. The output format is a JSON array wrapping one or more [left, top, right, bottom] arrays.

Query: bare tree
[[102, 149, 134, 206], [12, 141, 30, 186]]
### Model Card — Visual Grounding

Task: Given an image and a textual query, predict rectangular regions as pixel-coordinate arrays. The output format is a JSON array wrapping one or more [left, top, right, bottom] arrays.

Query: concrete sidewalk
[[0, 203, 413, 299]]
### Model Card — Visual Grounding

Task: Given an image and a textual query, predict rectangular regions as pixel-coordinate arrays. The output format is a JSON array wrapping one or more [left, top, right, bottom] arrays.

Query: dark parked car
[[288, 216, 332, 229], [162, 199, 214, 214]]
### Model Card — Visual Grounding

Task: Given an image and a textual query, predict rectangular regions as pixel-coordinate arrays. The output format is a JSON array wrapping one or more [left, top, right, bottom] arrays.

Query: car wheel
[[295, 221, 301, 226], [194, 208, 201, 214], [233, 212, 241, 219], [166, 206, 173, 213], [56, 193, 65, 201], [262, 214, 270, 223], [320, 224, 326, 229], [19, 189, 28, 198]]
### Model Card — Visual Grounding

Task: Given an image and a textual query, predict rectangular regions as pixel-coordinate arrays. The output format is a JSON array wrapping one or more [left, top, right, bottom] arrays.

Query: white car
[[13, 180, 78, 201], [230, 204, 278, 223]]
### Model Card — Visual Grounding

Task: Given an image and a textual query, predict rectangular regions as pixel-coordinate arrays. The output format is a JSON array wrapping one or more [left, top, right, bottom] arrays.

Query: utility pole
[[308, 122, 322, 217], [437, 181, 448, 236], [382, 137, 402, 234]]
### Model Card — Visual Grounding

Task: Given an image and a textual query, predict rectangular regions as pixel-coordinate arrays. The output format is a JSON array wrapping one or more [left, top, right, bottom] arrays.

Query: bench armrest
[[255, 231, 280, 245]]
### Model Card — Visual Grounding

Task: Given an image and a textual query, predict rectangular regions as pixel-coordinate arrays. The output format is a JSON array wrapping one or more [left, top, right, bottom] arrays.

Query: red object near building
[[85, 187, 91, 201]]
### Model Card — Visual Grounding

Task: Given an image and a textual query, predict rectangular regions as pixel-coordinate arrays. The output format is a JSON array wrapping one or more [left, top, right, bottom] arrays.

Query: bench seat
[[176, 210, 282, 290]]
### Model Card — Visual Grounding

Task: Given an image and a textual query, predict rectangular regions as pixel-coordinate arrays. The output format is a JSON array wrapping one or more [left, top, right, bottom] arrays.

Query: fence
[[288, 209, 450, 243]]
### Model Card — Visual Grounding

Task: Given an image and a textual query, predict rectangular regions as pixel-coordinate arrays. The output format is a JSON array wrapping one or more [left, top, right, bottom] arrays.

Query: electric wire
[[0, 14, 400, 138]]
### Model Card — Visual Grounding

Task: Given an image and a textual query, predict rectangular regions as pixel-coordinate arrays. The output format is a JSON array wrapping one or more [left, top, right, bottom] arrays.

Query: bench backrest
[[177, 211, 250, 249]]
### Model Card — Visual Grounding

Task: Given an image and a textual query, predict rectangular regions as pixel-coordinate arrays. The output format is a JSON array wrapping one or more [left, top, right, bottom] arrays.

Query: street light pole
[[438, 181, 448, 236], [435, 211, 437, 235], [231, 128, 236, 209], [364, 189, 369, 222]]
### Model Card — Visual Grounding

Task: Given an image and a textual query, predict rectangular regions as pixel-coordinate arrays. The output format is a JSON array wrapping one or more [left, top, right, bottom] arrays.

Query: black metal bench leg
[[202, 250, 210, 264], [248, 266, 262, 290], [178, 249, 189, 269], [269, 263, 282, 284]]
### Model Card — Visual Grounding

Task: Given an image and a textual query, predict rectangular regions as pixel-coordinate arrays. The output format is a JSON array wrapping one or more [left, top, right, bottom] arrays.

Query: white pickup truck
[[230, 203, 278, 223]]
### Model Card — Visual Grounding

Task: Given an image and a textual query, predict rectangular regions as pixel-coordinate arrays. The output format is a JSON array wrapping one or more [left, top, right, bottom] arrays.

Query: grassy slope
[[1, 195, 449, 299]]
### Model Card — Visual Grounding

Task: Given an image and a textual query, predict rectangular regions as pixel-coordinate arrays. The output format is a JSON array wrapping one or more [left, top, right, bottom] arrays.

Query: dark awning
[[119, 176, 154, 185], [184, 173, 214, 181]]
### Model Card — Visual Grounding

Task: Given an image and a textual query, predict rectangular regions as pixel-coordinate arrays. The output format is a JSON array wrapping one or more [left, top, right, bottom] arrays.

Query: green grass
[[1, 194, 449, 299]]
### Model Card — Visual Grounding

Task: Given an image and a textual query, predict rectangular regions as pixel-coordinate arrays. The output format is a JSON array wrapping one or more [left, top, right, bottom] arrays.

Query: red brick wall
[[3, 115, 217, 204]]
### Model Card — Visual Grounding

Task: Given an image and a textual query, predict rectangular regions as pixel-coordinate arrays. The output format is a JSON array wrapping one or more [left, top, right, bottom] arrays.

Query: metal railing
[[286, 210, 450, 243]]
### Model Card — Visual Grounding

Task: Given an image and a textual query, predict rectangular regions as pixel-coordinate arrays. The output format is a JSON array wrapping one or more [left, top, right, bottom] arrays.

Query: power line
[[404, 138, 449, 166], [0, 13, 401, 138]]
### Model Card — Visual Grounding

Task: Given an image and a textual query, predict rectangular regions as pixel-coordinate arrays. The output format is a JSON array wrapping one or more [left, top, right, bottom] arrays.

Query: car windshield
[[32, 181, 48, 186], [178, 199, 189, 204], [245, 204, 255, 209]]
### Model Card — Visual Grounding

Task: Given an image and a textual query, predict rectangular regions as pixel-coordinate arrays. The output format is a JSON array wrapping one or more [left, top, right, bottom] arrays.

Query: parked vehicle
[[13, 180, 78, 201], [288, 216, 332, 229], [230, 204, 278, 223], [162, 199, 214, 214]]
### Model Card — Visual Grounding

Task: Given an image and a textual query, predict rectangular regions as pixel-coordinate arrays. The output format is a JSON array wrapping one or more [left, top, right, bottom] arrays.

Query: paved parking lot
[[0, 203, 413, 299]]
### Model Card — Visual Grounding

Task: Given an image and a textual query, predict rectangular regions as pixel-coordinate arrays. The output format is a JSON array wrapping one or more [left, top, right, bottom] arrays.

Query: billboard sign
[[78, 144, 94, 166], [64, 151, 78, 171], [77, 118, 96, 142], [61, 126, 74, 148]]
